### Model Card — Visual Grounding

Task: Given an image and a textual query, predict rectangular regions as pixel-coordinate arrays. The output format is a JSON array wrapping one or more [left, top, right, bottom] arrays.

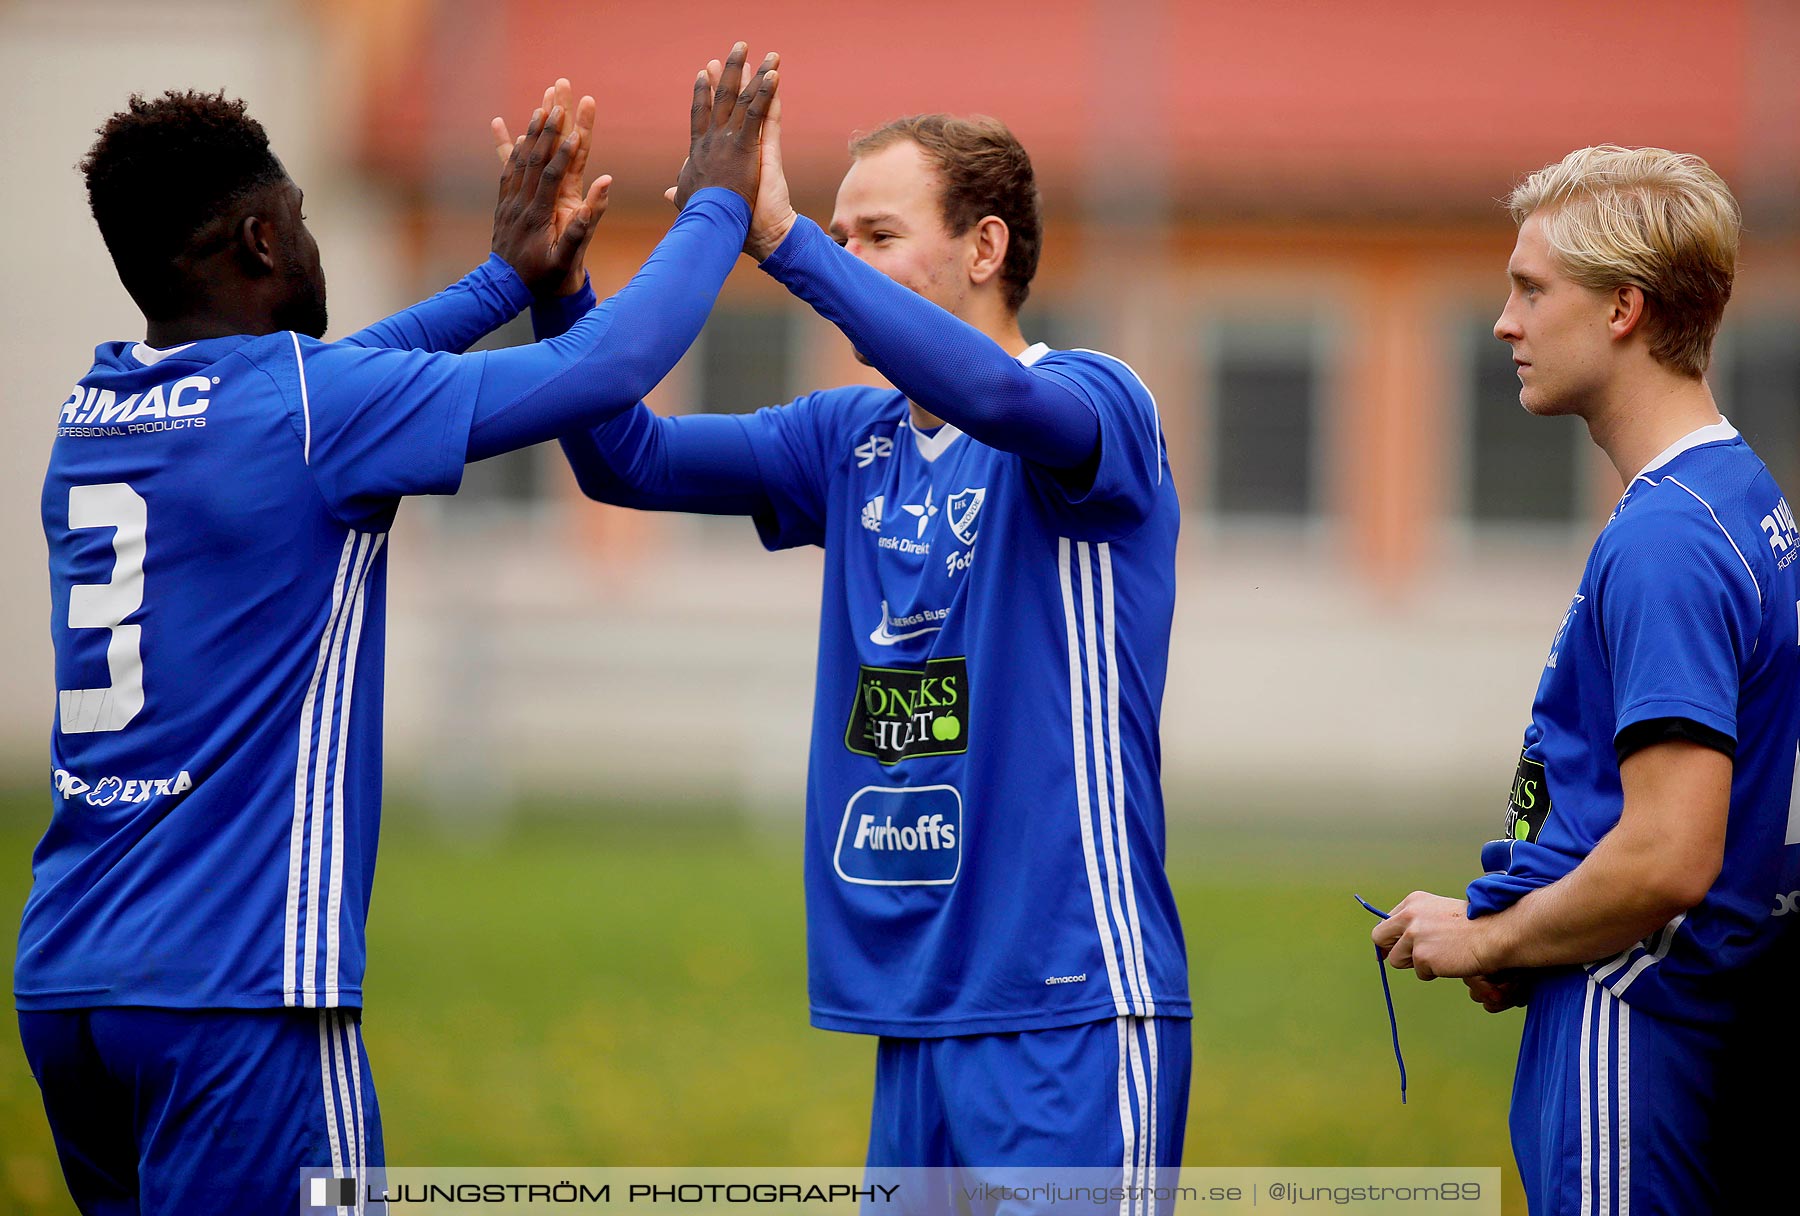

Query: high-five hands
[[664, 49, 794, 260], [739, 63, 795, 262], [490, 82, 611, 297], [487, 46, 778, 291], [668, 43, 782, 228]]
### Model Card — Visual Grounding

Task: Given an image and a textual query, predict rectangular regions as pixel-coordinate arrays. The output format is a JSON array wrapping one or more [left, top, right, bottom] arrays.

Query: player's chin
[[274, 282, 329, 339], [1517, 385, 1567, 417]]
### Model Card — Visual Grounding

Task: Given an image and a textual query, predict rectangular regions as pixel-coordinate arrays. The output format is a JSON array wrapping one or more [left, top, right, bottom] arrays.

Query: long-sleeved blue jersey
[[559, 217, 1191, 1036]]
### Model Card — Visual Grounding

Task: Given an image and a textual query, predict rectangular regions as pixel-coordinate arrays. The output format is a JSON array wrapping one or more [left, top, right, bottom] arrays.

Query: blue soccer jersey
[[725, 344, 1188, 1036], [1467, 420, 1800, 1024], [19, 191, 751, 1012], [26, 326, 490, 1012]]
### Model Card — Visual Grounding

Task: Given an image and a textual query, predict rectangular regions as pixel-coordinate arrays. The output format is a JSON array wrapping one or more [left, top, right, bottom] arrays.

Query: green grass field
[[0, 794, 1525, 1213]]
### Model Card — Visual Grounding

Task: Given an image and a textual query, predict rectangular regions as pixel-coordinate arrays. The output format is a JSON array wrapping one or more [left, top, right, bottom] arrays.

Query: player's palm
[[658, 48, 777, 242], [745, 93, 796, 262], [492, 79, 605, 295], [664, 48, 785, 252]]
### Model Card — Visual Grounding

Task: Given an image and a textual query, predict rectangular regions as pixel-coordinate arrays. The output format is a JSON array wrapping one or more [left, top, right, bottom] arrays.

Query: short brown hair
[[850, 114, 1041, 313], [1507, 146, 1740, 378]]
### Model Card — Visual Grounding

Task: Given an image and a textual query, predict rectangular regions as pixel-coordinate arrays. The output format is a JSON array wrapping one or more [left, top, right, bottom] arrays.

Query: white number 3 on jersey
[[59, 482, 147, 733]]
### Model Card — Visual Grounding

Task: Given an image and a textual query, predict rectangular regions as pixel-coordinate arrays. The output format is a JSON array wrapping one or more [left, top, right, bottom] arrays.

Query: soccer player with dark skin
[[124, 99, 606, 349], [20, 54, 775, 1213]]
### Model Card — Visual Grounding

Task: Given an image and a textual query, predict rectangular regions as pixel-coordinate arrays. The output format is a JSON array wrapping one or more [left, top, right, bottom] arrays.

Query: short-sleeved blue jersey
[[19, 267, 529, 1011], [735, 344, 1190, 1036], [20, 194, 751, 1014], [28, 338, 466, 1010], [1468, 421, 1800, 1024]]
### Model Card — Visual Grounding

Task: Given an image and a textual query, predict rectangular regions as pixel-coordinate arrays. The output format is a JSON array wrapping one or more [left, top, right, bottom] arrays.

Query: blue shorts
[[18, 1006, 381, 1216], [1511, 970, 1721, 1215], [867, 1015, 1190, 1171]]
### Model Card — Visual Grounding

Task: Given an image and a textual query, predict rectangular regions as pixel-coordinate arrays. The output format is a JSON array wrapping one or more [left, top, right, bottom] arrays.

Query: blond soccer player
[[1375, 147, 1800, 1213]]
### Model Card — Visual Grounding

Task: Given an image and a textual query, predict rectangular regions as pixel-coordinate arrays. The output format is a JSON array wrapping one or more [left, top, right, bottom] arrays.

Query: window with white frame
[[1461, 319, 1585, 528], [695, 306, 799, 414], [452, 313, 552, 509], [1208, 319, 1322, 520], [1715, 314, 1800, 497], [1020, 300, 1082, 354]]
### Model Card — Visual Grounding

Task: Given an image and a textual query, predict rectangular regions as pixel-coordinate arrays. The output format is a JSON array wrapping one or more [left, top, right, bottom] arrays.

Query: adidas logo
[[861, 495, 884, 532]]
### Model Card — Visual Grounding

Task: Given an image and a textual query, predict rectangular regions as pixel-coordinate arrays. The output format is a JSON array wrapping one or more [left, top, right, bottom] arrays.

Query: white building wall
[[0, 0, 404, 771], [380, 526, 1586, 829]]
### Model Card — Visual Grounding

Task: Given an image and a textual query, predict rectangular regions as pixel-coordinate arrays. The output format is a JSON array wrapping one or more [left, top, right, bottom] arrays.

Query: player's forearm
[[464, 189, 749, 461], [342, 254, 534, 353], [501, 229, 764, 511], [1478, 740, 1729, 970], [760, 217, 1098, 469], [1476, 824, 1707, 970], [561, 406, 768, 515], [530, 277, 597, 341]]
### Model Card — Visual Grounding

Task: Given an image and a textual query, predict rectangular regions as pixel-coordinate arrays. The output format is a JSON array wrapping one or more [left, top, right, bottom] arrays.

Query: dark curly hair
[[80, 90, 288, 319], [849, 115, 1042, 313]]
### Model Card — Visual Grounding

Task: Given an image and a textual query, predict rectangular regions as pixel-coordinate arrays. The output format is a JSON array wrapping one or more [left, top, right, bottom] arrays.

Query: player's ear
[[967, 215, 1010, 288], [237, 214, 278, 276], [1608, 283, 1648, 343]]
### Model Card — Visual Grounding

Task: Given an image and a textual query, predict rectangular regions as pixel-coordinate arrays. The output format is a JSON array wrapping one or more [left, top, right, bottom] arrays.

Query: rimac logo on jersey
[[845, 658, 969, 764], [58, 377, 214, 438], [1501, 750, 1552, 844], [945, 487, 985, 546], [1762, 498, 1798, 570], [861, 495, 884, 532], [834, 784, 962, 885], [855, 432, 894, 468]]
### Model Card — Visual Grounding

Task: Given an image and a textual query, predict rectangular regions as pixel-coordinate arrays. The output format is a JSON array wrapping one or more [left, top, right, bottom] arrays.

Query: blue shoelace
[[1354, 894, 1407, 1104]]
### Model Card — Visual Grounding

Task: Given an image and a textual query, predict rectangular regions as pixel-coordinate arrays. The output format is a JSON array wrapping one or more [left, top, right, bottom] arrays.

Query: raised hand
[[742, 86, 796, 261], [493, 79, 601, 295], [671, 43, 778, 209], [491, 94, 611, 296]]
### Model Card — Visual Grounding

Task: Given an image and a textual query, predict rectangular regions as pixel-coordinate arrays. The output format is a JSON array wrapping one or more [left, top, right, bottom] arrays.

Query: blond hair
[[1507, 146, 1740, 377]]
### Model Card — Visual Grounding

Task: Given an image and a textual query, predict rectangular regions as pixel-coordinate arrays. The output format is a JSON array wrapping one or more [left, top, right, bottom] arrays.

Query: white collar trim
[[1635, 417, 1737, 479], [904, 343, 1051, 462], [130, 341, 195, 366], [906, 418, 964, 462]]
